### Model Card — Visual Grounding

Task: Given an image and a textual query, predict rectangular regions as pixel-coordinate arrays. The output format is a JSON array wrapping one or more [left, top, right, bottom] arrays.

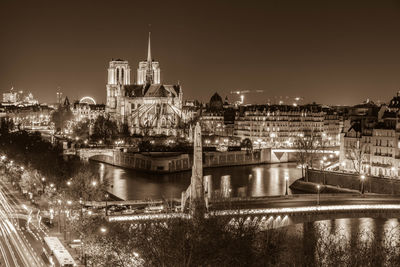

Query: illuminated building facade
[[200, 93, 235, 137], [0, 104, 53, 129], [339, 96, 400, 178], [234, 104, 326, 148], [72, 97, 105, 122], [2, 87, 38, 106], [106, 33, 185, 136]]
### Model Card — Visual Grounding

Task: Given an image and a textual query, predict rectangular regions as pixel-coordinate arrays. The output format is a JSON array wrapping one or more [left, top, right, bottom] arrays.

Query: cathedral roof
[[124, 84, 181, 98]]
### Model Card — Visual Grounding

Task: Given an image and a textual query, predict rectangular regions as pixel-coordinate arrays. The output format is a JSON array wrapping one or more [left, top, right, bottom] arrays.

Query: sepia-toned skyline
[[1, 0, 400, 105]]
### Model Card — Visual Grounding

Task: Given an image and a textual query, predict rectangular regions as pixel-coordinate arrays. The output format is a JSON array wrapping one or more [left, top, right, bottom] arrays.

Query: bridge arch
[[77, 148, 114, 161], [210, 204, 400, 229]]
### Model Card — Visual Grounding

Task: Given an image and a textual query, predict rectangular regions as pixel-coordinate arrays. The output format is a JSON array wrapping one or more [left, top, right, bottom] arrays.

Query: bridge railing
[[209, 204, 400, 217], [210, 193, 400, 204]]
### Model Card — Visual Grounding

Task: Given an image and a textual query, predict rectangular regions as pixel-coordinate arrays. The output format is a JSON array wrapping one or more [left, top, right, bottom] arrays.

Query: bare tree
[[345, 142, 368, 175], [294, 131, 321, 182]]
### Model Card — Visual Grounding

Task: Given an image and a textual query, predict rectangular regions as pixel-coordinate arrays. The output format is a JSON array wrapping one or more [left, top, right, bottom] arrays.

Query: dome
[[209, 92, 223, 111], [210, 92, 222, 103]]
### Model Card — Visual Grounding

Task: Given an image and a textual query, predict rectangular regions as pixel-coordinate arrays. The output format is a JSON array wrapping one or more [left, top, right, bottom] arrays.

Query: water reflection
[[91, 161, 301, 200], [288, 217, 400, 262]]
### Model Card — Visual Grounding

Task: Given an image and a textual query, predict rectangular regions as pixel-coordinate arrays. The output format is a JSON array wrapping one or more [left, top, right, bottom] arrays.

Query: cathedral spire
[[147, 32, 152, 65], [145, 32, 154, 85]]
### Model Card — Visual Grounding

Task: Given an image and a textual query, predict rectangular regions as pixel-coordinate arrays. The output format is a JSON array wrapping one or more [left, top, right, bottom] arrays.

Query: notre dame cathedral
[[105, 33, 186, 136]]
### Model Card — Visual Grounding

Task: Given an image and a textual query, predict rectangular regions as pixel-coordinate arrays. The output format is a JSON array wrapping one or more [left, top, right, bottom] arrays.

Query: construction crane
[[229, 90, 264, 104]]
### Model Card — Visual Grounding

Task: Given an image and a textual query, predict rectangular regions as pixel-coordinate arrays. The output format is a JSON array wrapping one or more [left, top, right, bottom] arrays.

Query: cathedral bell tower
[[106, 59, 131, 114]]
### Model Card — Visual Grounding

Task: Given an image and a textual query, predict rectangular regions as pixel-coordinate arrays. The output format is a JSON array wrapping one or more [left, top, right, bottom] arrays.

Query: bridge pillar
[[221, 175, 232, 198]]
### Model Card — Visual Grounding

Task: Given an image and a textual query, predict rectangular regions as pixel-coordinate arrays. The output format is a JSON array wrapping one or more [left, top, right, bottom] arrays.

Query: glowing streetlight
[[67, 181, 71, 186], [67, 200, 72, 205], [100, 227, 107, 234], [92, 181, 97, 187], [50, 183, 55, 188]]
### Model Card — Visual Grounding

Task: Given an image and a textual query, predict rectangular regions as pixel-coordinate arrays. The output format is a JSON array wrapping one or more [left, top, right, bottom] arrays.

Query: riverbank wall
[[289, 179, 359, 194], [306, 169, 400, 194], [89, 148, 283, 173]]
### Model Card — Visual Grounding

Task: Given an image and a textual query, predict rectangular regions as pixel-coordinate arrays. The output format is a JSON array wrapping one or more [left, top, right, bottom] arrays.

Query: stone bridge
[[77, 148, 115, 160], [106, 194, 400, 228], [209, 203, 400, 229]]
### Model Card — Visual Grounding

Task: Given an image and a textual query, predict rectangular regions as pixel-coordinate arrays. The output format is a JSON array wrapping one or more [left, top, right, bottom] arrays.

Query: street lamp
[[79, 197, 83, 218], [92, 181, 97, 187], [66, 181, 71, 186], [105, 193, 109, 217], [317, 184, 321, 205], [57, 199, 62, 233], [100, 227, 107, 234], [360, 175, 365, 194], [285, 175, 289, 196]]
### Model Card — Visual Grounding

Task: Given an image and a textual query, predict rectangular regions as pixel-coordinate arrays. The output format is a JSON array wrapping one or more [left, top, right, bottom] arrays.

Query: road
[[0, 180, 47, 267]]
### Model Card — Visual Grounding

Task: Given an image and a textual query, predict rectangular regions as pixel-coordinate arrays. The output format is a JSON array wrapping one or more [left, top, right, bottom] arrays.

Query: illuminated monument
[[106, 33, 184, 136], [182, 122, 205, 211]]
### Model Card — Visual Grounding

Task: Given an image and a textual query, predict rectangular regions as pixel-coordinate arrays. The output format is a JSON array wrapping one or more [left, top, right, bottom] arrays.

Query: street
[[0, 180, 47, 267]]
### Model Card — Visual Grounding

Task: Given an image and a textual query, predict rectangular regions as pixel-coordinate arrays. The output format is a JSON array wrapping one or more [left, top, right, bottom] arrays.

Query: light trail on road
[[0, 182, 46, 267]]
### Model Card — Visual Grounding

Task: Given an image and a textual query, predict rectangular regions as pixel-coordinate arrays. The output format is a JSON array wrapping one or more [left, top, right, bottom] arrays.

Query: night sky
[[1, 0, 400, 105]]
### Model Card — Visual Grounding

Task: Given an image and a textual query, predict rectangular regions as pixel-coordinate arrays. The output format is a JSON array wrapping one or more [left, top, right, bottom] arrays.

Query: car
[[144, 205, 164, 213], [122, 209, 135, 214]]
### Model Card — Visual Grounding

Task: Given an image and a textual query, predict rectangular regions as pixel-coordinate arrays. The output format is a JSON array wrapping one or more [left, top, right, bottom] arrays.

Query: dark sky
[[1, 0, 400, 106]]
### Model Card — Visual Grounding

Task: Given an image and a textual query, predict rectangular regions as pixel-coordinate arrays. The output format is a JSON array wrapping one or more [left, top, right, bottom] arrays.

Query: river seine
[[92, 161, 400, 254], [92, 161, 302, 201]]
